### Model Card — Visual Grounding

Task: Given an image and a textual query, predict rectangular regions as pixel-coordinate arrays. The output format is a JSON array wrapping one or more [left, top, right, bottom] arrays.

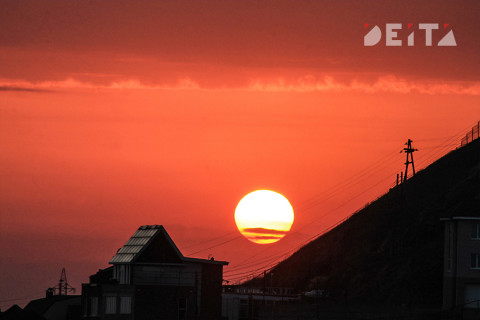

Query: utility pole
[[401, 139, 418, 182]]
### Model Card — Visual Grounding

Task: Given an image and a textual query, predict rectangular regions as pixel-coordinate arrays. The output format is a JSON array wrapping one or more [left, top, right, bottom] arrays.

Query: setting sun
[[235, 190, 294, 244]]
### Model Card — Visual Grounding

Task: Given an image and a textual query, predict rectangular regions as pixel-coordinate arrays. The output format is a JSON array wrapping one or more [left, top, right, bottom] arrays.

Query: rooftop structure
[[82, 225, 228, 320]]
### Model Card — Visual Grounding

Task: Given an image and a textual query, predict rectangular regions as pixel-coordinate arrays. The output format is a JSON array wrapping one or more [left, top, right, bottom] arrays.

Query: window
[[120, 296, 132, 314], [178, 297, 187, 320], [105, 296, 117, 314], [114, 265, 131, 284], [90, 297, 98, 316], [471, 254, 480, 269], [472, 223, 480, 240]]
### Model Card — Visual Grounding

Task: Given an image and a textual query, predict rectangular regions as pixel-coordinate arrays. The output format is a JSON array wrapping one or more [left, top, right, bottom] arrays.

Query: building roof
[[24, 296, 81, 320], [109, 225, 228, 265], [1, 305, 46, 320], [25, 296, 78, 316]]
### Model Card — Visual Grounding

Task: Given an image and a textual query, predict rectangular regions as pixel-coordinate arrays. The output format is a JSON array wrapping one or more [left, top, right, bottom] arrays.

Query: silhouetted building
[[81, 225, 228, 320], [442, 212, 480, 316], [0, 304, 46, 320], [25, 296, 81, 320], [222, 286, 299, 320]]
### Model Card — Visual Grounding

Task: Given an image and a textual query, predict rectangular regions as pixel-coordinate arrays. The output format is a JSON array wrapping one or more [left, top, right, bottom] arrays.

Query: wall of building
[[443, 219, 480, 311], [455, 221, 480, 277], [82, 283, 136, 320], [82, 262, 225, 320], [131, 263, 201, 286], [443, 221, 457, 310], [134, 285, 196, 320], [200, 263, 224, 320]]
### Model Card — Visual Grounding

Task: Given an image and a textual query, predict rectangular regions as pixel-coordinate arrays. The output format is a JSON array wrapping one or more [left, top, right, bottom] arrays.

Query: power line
[[191, 131, 472, 282], [415, 126, 471, 170], [225, 134, 469, 283], [182, 231, 238, 250], [186, 235, 243, 256], [298, 152, 398, 210], [225, 211, 354, 283], [224, 153, 404, 277], [187, 153, 399, 260], [225, 174, 394, 282], [0, 293, 44, 304], [225, 168, 396, 275]]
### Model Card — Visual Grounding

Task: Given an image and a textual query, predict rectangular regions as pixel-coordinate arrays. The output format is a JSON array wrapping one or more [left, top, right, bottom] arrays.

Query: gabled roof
[[109, 225, 228, 265], [109, 225, 168, 263]]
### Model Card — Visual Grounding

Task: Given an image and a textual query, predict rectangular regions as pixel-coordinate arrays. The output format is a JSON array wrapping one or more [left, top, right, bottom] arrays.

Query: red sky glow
[[1, 0, 479, 309]]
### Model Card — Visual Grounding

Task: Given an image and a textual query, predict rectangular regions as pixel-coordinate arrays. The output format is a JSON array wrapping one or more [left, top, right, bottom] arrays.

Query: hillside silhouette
[[252, 139, 480, 306]]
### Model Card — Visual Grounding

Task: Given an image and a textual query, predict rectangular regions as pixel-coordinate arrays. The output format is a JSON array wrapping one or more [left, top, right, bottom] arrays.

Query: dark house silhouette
[[25, 295, 81, 320], [81, 225, 228, 320]]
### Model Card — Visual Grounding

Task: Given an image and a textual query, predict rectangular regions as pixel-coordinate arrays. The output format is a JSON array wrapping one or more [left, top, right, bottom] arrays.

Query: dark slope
[[255, 139, 480, 306]]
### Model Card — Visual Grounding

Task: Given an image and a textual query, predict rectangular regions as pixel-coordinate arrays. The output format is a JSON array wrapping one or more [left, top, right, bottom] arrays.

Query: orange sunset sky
[[1, 0, 479, 309]]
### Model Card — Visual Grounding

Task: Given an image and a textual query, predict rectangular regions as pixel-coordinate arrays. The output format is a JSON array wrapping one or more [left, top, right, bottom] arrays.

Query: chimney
[[46, 288, 54, 298]]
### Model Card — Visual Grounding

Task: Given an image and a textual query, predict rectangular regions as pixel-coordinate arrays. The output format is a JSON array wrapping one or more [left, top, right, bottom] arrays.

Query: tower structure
[[47, 268, 75, 297], [402, 139, 418, 181]]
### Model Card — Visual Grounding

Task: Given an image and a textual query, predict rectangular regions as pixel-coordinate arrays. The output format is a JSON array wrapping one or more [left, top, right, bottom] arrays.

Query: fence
[[461, 121, 480, 147]]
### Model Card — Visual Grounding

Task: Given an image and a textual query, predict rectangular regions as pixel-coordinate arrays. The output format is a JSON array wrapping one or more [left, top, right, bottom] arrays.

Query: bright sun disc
[[235, 190, 294, 244]]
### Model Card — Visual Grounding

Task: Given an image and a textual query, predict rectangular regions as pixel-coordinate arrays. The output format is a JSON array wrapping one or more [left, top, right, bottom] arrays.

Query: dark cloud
[[0, 1, 478, 83], [0, 86, 52, 92], [242, 228, 288, 235], [249, 235, 283, 241]]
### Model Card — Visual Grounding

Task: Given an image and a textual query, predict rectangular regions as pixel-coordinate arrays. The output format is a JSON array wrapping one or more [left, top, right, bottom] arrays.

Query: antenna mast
[[47, 268, 76, 296]]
